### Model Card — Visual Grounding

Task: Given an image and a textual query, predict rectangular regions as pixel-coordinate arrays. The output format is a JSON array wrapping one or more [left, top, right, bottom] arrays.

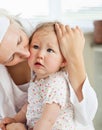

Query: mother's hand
[[55, 23, 86, 101], [55, 23, 85, 63]]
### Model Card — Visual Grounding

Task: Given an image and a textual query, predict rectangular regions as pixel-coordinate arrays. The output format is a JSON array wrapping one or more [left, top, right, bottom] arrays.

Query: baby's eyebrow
[[47, 42, 55, 48]]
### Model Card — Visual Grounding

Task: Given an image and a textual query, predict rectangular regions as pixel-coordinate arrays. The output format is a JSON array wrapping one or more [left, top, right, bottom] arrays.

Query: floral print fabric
[[26, 70, 75, 130]]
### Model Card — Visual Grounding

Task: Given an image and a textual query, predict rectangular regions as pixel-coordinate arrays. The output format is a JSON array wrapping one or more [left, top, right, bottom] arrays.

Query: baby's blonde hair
[[30, 21, 61, 42]]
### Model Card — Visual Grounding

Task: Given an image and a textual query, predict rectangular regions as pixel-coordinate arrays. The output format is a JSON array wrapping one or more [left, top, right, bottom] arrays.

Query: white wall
[[84, 32, 95, 86]]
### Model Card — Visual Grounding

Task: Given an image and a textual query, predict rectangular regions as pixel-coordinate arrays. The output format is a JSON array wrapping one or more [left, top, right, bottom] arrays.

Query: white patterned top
[[26, 70, 75, 130]]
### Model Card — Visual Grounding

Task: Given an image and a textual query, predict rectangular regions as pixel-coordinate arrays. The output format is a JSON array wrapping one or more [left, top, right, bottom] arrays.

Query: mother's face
[[0, 24, 30, 66]]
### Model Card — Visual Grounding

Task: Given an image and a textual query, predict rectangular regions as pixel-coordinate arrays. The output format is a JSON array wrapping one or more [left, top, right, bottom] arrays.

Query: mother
[[0, 9, 98, 130], [0, 9, 35, 119]]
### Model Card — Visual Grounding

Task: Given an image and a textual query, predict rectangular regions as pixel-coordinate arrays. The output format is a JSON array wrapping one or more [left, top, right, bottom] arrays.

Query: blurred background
[[0, 0, 102, 129]]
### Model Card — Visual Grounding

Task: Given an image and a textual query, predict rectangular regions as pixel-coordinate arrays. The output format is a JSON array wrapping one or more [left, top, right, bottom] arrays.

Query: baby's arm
[[6, 122, 27, 130], [0, 103, 27, 130], [33, 103, 60, 130], [12, 103, 27, 123], [55, 23, 86, 101]]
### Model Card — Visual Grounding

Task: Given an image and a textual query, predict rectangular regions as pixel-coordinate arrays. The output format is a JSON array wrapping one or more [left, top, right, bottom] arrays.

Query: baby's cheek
[[27, 55, 33, 65], [28, 55, 32, 60], [28, 52, 34, 60], [28, 54, 35, 67]]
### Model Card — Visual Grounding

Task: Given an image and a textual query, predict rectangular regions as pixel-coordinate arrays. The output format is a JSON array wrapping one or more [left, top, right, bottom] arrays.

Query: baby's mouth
[[35, 62, 41, 65], [35, 62, 44, 67]]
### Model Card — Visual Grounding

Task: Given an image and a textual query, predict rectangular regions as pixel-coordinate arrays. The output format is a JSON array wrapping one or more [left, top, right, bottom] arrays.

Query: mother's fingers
[[75, 26, 85, 42], [75, 26, 83, 36], [55, 23, 69, 38], [59, 24, 67, 35], [65, 25, 72, 33], [55, 23, 62, 39]]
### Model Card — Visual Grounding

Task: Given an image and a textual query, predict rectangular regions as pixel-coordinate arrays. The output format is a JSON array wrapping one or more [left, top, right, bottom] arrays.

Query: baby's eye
[[33, 45, 39, 49], [47, 48, 54, 53]]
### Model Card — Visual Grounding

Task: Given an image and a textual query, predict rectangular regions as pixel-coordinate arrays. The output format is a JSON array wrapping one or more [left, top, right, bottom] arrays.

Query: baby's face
[[0, 24, 30, 66], [28, 28, 65, 80]]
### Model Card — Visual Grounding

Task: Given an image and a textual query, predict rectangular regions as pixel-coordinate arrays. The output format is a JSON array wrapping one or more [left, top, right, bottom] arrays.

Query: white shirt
[[0, 64, 28, 118], [0, 64, 98, 130], [27, 71, 75, 130], [68, 78, 98, 130]]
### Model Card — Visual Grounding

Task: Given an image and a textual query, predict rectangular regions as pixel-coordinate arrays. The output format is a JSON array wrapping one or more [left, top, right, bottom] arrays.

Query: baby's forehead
[[36, 25, 54, 33], [34, 28, 56, 39], [33, 26, 53, 34]]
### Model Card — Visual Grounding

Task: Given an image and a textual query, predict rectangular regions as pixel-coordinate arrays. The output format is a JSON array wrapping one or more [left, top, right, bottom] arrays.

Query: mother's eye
[[33, 45, 39, 49], [4, 55, 14, 64], [17, 36, 22, 45], [47, 48, 54, 53]]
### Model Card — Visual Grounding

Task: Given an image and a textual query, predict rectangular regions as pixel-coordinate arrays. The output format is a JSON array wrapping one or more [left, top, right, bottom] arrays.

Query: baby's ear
[[61, 60, 67, 68]]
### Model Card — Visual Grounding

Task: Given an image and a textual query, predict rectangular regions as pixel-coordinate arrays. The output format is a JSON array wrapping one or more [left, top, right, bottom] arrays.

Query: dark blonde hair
[[30, 21, 61, 43]]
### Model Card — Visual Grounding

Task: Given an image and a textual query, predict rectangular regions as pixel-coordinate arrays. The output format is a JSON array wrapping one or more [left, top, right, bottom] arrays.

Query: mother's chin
[[4, 57, 27, 66]]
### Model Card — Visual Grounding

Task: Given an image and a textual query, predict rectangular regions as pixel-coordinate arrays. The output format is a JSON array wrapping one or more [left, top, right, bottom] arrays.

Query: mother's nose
[[17, 47, 30, 58]]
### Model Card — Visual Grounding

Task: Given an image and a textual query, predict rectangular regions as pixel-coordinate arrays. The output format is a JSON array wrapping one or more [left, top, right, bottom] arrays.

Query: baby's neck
[[33, 73, 51, 81]]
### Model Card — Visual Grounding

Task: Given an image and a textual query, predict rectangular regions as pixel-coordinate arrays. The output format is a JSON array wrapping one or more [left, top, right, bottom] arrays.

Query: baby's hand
[[55, 23, 85, 63], [0, 117, 16, 130]]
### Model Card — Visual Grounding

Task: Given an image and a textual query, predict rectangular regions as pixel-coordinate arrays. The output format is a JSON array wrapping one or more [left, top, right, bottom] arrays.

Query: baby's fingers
[[0, 124, 6, 130], [2, 117, 16, 124]]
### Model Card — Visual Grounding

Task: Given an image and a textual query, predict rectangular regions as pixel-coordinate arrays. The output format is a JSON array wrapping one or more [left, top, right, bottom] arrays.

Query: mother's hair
[[0, 8, 34, 39], [0, 9, 23, 30]]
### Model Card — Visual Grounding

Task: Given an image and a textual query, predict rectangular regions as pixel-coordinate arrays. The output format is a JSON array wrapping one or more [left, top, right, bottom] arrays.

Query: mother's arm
[[55, 23, 98, 125], [55, 24, 85, 101]]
